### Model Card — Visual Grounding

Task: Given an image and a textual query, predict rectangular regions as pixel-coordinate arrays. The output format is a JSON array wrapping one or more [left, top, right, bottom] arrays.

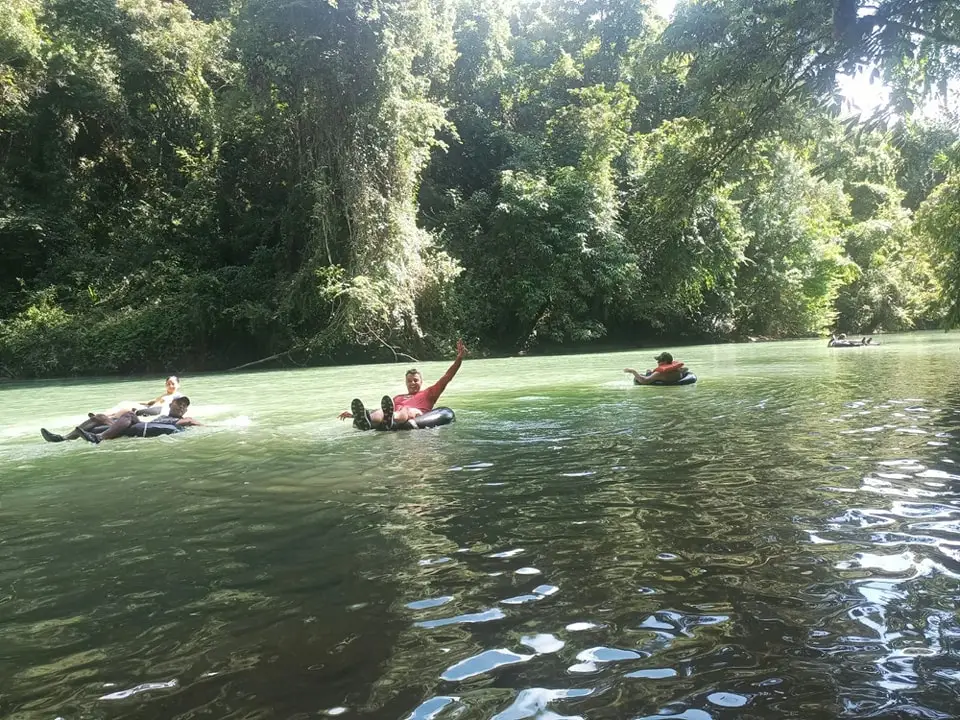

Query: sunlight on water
[[1, 332, 959, 718]]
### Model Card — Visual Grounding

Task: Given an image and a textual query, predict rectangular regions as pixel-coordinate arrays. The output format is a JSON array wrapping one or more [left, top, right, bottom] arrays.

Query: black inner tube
[[91, 422, 181, 437], [374, 407, 456, 431], [635, 370, 697, 386]]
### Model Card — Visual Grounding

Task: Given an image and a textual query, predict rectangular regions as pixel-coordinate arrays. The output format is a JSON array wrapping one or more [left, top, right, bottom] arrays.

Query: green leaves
[[916, 168, 960, 325], [732, 144, 851, 336], [2, 0, 958, 376]]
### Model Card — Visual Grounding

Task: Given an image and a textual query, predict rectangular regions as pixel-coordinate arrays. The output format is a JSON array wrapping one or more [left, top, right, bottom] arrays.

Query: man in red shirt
[[339, 339, 468, 430]]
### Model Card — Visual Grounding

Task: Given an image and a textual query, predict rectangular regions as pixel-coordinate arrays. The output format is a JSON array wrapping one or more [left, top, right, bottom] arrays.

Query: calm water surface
[[2, 333, 960, 719]]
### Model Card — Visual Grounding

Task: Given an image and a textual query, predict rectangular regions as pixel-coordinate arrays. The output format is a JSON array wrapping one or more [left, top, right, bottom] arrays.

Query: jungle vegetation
[[1, 0, 958, 376]]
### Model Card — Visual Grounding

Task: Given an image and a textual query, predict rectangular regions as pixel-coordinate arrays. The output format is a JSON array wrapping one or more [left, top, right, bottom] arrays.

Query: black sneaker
[[380, 395, 395, 430], [75, 426, 101, 444], [40, 428, 65, 443], [351, 399, 372, 431]]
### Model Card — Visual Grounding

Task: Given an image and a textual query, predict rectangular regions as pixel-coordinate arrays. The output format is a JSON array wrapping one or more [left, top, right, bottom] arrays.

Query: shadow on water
[[1, 333, 960, 719]]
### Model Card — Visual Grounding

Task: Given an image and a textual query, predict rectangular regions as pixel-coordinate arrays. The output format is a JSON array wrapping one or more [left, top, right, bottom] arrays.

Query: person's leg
[[102, 402, 144, 417], [379, 397, 427, 428], [394, 407, 426, 429], [392, 407, 423, 423], [380, 395, 395, 430], [41, 428, 65, 442], [99, 412, 138, 440], [351, 399, 373, 431], [78, 412, 138, 443], [377, 400, 425, 427], [62, 415, 111, 441]]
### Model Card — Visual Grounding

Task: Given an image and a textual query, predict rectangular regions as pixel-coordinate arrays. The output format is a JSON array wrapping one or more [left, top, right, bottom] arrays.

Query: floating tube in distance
[[375, 407, 456, 431]]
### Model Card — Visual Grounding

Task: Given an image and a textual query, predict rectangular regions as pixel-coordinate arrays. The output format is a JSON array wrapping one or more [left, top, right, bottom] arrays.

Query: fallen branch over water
[[365, 326, 419, 363], [228, 348, 301, 372]]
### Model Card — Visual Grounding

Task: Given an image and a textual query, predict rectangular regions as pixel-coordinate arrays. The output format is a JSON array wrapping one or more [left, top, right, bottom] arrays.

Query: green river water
[[2, 332, 960, 719]]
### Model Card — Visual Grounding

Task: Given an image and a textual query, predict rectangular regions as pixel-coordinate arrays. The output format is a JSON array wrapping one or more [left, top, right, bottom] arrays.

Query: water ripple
[[4, 336, 960, 718]]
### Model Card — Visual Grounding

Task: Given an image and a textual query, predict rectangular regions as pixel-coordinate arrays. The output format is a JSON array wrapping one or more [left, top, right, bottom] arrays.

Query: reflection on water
[[1, 333, 959, 719]]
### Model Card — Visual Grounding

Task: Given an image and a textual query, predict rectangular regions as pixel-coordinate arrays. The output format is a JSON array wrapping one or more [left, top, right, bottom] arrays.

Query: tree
[[228, 0, 460, 354], [733, 144, 853, 336], [915, 165, 960, 326]]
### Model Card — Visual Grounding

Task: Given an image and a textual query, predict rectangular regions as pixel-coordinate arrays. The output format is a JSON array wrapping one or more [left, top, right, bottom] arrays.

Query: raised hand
[[456, 338, 468, 359]]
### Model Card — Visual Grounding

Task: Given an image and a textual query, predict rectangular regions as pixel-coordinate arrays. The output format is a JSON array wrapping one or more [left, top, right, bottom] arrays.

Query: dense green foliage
[[1, 0, 958, 377]]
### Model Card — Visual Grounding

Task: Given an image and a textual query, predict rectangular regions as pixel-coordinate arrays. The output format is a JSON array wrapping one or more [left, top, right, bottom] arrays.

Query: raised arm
[[425, 339, 468, 405]]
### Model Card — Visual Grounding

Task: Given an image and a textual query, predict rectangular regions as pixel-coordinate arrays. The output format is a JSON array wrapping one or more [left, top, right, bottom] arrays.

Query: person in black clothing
[[40, 376, 186, 442], [75, 396, 202, 444]]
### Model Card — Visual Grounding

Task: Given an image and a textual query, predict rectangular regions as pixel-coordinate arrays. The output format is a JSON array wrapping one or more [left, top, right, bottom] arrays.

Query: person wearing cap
[[624, 351, 687, 385], [40, 375, 187, 442], [74, 396, 202, 444]]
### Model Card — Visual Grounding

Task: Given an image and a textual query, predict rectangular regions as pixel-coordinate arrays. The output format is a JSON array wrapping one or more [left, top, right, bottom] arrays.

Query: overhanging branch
[[880, 19, 960, 48]]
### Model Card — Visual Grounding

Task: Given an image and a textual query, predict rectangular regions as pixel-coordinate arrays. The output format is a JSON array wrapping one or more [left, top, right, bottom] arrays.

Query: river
[[2, 332, 959, 719]]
